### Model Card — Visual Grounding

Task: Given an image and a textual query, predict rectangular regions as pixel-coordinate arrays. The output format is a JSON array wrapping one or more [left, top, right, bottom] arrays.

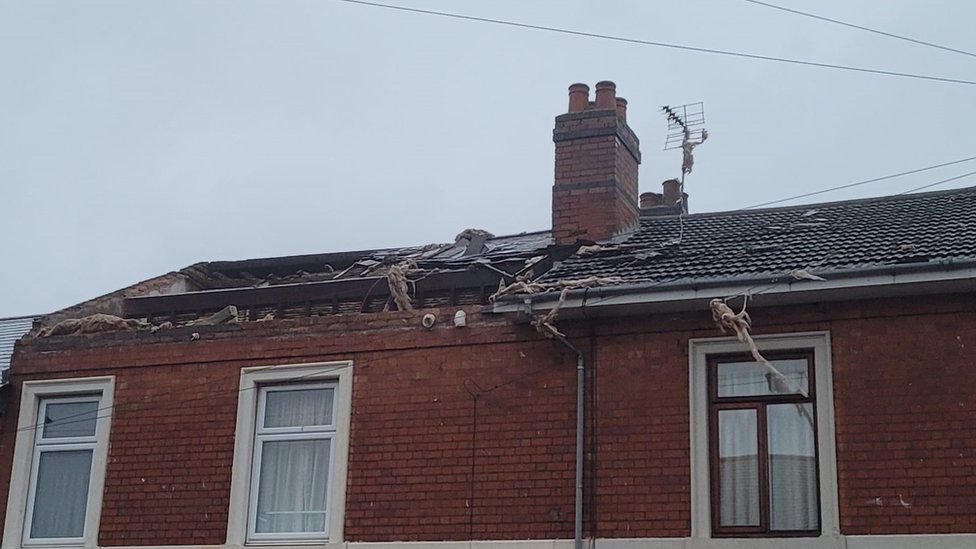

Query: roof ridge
[[643, 184, 976, 221]]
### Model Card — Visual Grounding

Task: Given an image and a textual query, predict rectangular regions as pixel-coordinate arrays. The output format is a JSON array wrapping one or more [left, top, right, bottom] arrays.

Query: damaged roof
[[38, 186, 976, 334], [122, 230, 564, 325], [180, 229, 553, 291], [538, 185, 976, 288]]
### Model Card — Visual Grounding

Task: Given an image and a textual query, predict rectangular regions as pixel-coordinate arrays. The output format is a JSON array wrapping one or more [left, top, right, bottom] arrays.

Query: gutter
[[491, 259, 976, 316]]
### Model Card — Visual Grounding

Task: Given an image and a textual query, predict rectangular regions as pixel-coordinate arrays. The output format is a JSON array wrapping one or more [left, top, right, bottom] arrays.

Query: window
[[689, 332, 839, 542], [249, 383, 337, 541], [708, 352, 819, 536], [226, 361, 352, 546], [2, 377, 114, 548]]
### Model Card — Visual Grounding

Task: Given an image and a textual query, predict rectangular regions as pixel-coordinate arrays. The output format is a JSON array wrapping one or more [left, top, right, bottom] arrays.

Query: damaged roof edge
[[490, 257, 976, 315]]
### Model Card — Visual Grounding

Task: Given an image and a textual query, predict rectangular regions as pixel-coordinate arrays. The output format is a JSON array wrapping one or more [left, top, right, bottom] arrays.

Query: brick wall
[[1, 294, 975, 544], [551, 83, 640, 245]]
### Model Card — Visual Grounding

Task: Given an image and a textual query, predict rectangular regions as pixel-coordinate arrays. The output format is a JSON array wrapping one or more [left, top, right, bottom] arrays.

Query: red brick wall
[[1, 295, 975, 544]]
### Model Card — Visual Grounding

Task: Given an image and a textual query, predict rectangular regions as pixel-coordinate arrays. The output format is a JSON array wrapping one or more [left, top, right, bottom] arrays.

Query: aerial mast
[[661, 102, 708, 210]]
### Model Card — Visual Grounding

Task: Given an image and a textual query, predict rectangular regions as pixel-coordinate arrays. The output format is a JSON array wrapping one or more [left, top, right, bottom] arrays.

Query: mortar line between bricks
[[16, 332, 549, 373]]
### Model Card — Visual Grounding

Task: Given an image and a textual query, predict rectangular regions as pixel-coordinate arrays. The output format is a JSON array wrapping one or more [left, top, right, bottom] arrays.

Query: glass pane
[[256, 439, 331, 534], [768, 403, 819, 531], [717, 409, 760, 527], [30, 449, 93, 539], [264, 388, 334, 428], [717, 358, 808, 397], [42, 401, 99, 439]]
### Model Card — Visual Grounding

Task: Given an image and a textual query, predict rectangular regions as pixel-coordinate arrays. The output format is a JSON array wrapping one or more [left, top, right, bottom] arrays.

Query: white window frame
[[2, 376, 115, 548], [689, 332, 840, 543], [248, 382, 338, 543], [227, 361, 353, 547]]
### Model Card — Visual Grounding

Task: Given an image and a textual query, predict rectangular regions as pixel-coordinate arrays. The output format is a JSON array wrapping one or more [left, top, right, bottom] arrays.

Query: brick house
[[3, 81, 975, 549]]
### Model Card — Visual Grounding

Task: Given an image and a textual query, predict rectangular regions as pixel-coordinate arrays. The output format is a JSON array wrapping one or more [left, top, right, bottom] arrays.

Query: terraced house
[[3, 82, 975, 549]]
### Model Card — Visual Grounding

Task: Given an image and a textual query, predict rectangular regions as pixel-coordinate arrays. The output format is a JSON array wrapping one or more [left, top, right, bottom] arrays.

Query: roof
[[0, 316, 36, 372], [537, 186, 976, 289], [123, 230, 563, 324], [41, 186, 976, 331]]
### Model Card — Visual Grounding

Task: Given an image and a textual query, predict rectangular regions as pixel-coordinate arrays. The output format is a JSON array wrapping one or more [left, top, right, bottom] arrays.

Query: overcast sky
[[1, 0, 973, 317]]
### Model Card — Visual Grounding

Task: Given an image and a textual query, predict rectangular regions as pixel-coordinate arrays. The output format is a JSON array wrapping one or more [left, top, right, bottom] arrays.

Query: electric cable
[[741, 0, 976, 59], [333, 0, 976, 86], [738, 155, 976, 209], [897, 169, 976, 194]]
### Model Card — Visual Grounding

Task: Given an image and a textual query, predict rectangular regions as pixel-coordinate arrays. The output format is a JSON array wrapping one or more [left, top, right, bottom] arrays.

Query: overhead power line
[[333, 0, 976, 86], [741, 0, 976, 59], [739, 155, 976, 209], [897, 169, 976, 195]]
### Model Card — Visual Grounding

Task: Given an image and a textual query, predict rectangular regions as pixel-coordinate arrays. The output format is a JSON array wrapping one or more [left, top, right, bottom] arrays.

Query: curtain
[[30, 449, 93, 539], [264, 389, 333, 428], [718, 409, 759, 526], [767, 403, 818, 530], [256, 439, 331, 533]]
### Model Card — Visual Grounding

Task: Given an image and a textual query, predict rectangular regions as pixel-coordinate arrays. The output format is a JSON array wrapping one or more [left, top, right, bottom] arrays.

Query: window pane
[[717, 409, 759, 526], [42, 401, 99, 439], [264, 388, 334, 428], [30, 449, 93, 539], [256, 439, 331, 534], [768, 403, 819, 531], [717, 358, 808, 397]]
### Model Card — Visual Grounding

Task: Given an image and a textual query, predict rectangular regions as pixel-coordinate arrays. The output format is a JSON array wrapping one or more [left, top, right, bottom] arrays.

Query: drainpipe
[[524, 296, 586, 549], [553, 332, 585, 549]]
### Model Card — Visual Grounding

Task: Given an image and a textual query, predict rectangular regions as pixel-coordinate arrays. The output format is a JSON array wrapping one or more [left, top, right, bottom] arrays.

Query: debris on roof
[[490, 275, 624, 338], [187, 305, 239, 327], [789, 268, 826, 281], [38, 314, 148, 338], [32, 186, 976, 337], [116, 230, 570, 329]]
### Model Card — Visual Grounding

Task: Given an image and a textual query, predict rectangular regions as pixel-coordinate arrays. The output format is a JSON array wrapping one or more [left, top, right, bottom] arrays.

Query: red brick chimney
[[552, 81, 641, 244], [639, 179, 688, 216]]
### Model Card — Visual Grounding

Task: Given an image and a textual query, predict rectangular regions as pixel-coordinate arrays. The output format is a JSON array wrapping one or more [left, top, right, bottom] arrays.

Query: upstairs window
[[226, 361, 352, 546], [26, 397, 102, 543], [708, 352, 820, 537], [3, 376, 114, 548], [248, 383, 337, 542]]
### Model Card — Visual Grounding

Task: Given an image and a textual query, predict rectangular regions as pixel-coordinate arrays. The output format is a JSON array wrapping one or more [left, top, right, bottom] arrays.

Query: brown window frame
[[707, 350, 822, 538]]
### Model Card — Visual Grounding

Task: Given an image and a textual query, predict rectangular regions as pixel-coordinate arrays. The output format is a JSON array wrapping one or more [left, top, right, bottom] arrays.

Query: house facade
[[2, 82, 975, 549]]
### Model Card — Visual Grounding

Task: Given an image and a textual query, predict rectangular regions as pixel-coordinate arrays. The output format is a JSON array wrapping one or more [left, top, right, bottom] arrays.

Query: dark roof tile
[[538, 186, 976, 287]]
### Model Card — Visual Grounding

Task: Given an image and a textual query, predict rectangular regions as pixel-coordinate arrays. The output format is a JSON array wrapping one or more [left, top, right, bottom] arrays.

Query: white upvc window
[[249, 383, 337, 542], [227, 361, 352, 546], [2, 377, 115, 548]]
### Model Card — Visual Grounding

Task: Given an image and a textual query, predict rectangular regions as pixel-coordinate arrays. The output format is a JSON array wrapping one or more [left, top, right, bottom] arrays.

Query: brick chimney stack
[[639, 179, 689, 216], [552, 81, 641, 244]]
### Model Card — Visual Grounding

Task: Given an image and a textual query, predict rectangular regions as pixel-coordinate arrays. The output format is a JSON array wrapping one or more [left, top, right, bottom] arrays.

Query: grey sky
[[1, 0, 973, 317]]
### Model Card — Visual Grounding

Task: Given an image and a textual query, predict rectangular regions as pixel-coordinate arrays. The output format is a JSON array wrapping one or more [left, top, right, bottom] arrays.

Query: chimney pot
[[662, 179, 681, 205], [661, 179, 689, 214], [595, 80, 616, 109], [568, 83, 590, 113], [640, 192, 663, 209], [615, 97, 628, 121]]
